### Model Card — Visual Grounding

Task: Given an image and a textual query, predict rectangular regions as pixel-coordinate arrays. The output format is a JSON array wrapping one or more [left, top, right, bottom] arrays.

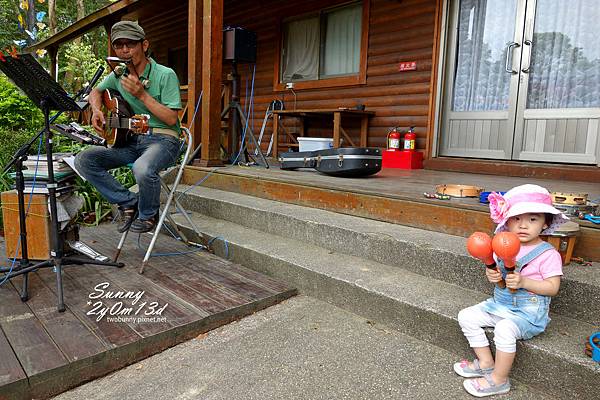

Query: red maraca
[[467, 232, 505, 288], [492, 232, 521, 293]]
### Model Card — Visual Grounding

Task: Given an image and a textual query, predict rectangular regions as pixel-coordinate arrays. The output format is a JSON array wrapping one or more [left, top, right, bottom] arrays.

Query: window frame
[[273, 0, 370, 91]]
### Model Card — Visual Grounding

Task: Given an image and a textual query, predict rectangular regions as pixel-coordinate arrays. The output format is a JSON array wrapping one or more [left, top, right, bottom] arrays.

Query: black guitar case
[[279, 147, 382, 177]]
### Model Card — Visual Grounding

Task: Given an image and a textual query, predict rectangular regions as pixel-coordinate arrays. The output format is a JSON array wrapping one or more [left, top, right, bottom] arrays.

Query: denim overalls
[[479, 242, 556, 339]]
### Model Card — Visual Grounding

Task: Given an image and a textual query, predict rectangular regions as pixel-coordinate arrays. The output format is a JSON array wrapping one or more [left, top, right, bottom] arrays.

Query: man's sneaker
[[129, 216, 157, 234], [117, 206, 137, 233], [453, 359, 494, 378]]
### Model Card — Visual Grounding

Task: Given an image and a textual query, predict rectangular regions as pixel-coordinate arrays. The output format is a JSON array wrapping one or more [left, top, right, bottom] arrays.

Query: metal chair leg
[[114, 229, 128, 262], [138, 127, 195, 274]]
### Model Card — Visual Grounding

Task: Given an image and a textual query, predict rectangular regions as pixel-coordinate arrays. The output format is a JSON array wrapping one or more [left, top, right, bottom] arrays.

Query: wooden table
[[271, 108, 375, 157]]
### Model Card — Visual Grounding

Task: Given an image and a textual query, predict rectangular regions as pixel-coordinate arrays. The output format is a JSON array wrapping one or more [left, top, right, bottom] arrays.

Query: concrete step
[[167, 209, 600, 399], [52, 296, 553, 400], [174, 185, 600, 327]]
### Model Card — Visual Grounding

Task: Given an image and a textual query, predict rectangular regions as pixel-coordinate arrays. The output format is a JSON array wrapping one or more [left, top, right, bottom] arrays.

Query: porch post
[[196, 0, 224, 167], [188, 0, 203, 151], [104, 21, 116, 57], [48, 46, 58, 80]]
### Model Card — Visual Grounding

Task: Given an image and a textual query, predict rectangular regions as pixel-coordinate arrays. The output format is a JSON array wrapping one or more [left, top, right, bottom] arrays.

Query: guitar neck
[[108, 116, 136, 130]]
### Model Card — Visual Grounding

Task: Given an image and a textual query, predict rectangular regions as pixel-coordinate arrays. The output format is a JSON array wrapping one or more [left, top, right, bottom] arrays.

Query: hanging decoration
[[8, 46, 19, 58], [13, 40, 28, 48], [17, 14, 25, 30], [9, 0, 48, 59], [24, 28, 38, 41]]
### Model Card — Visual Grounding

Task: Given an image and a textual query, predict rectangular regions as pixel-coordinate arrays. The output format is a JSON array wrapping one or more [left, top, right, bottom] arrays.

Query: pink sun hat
[[488, 184, 569, 234]]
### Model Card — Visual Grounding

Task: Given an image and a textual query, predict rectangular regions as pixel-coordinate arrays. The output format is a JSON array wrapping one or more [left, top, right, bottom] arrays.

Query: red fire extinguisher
[[403, 126, 416, 152], [387, 127, 401, 151]]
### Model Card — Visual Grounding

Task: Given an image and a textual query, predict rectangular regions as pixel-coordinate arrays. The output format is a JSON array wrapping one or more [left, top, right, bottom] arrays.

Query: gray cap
[[111, 21, 145, 43]]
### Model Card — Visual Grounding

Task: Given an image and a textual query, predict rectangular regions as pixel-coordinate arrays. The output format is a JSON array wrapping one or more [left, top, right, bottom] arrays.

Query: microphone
[[105, 57, 132, 78], [82, 65, 105, 97]]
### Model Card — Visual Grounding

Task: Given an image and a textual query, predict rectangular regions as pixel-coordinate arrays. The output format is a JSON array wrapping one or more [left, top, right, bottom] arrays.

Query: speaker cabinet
[[2, 190, 51, 260], [223, 27, 257, 63], [1, 190, 78, 260]]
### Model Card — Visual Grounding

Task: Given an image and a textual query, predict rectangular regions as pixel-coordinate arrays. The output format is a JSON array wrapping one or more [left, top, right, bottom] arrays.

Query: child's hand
[[505, 272, 523, 289], [485, 267, 503, 283]]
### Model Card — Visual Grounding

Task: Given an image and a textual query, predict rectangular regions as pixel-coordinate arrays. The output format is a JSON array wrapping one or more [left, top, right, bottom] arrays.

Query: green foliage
[[59, 41, 107, 96], [0, 75, 43, 131], [0, 0, 21, 49], [53, 134, 135, 226], [0, 0, 113, 49]]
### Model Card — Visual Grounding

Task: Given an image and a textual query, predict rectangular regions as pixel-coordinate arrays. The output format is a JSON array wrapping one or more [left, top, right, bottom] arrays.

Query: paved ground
[[52, 296, 553, 400]]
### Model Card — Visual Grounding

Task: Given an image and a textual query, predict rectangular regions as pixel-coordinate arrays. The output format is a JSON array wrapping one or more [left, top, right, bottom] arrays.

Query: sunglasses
[[112, 40, 141, 50]]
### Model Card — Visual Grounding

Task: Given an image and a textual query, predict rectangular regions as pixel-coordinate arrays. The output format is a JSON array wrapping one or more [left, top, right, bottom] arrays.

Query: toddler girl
[[454, 184, 568, 397]]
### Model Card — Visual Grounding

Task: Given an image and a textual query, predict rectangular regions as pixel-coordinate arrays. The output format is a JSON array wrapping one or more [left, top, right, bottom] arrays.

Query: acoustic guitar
[[101, 89, 150, 147]]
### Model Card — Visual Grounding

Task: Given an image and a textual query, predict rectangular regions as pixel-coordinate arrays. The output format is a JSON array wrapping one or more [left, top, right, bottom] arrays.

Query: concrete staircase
[[166, 184, 600, 399]]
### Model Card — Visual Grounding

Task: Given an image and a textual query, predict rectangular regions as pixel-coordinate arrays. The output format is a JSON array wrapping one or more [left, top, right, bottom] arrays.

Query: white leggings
[[458, 305, 522, 353]]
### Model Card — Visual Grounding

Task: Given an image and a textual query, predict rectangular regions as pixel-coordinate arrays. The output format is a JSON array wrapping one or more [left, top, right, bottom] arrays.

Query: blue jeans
[[74, 134, 180, 220]]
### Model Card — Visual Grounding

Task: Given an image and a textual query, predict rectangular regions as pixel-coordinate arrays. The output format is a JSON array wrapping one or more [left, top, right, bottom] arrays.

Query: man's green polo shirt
[[98, 58, 181, 133]]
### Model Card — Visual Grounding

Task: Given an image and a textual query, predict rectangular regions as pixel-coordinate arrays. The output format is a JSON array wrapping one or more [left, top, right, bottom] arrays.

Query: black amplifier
[[223, 27, 257, 63]]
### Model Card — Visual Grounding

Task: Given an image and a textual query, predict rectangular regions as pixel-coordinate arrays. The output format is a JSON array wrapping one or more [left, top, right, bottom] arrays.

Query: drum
[[551, 192, 588, 205], [435, 184, 482, 198]]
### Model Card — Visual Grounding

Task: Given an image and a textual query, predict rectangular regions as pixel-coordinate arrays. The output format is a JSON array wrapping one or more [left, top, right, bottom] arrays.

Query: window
[[276, 1, 368, 90]]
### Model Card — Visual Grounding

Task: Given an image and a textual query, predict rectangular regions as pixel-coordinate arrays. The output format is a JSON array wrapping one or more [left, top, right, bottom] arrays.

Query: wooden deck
[[0, 225, 296, 400], [182, 164, 600, 262]]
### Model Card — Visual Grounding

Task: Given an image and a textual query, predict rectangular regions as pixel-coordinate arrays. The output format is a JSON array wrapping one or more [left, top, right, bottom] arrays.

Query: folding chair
[[113, 127, 208, 274]]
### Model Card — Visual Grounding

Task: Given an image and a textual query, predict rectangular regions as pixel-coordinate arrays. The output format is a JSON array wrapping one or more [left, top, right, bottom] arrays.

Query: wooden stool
[[541, 221, 579, 265]]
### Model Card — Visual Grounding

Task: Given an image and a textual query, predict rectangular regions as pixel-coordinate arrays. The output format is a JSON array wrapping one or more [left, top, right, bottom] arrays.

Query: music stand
[[0, 53, 123, 312]]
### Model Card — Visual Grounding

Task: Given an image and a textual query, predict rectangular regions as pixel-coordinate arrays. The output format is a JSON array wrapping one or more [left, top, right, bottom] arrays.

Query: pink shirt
[[496, 243, 563, 281]]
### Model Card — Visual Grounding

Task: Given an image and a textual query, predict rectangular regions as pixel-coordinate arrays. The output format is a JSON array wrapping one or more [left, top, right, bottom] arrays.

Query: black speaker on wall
[[223, 27, 257, 63]]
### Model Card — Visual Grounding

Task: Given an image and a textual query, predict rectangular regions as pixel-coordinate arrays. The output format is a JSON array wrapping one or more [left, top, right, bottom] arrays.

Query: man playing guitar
[[75, 21, 181, 234]]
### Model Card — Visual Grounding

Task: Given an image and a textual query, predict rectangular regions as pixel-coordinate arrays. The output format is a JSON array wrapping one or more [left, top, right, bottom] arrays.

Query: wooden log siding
[[132, 0, 438, 153]]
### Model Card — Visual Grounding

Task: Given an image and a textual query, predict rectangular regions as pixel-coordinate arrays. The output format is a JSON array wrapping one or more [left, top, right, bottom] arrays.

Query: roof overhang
[[26, 0, 144, 52]]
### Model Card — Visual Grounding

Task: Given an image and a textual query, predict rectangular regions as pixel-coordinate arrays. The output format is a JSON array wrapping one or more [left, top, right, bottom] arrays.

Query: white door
[[440, 0, 600, 165]]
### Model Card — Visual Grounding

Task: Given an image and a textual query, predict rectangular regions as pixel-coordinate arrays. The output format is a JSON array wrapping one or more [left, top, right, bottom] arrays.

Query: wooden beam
[[424, 157, 600, 183], [48, 47, 58, 80], [426, 0, 444, 160], [187, 0, 203, 151], [26, 0, 141, 52], [197, 0, 224, 167]]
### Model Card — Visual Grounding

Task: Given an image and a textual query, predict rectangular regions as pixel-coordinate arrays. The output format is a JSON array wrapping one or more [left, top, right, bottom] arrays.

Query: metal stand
[[221, 61, 269, 168], [0, 54, 122, 312], [113, 128, 210, 275]]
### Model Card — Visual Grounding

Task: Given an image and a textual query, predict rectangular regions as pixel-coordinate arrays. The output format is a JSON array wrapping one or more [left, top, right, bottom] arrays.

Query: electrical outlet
[[285, 82, 294, 89]]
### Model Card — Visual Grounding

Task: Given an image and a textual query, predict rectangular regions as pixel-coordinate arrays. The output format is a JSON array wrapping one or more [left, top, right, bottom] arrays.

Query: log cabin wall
[[133, 2, 190, 120], [225, 0, 438, 153], [135, 2, 189, 80], [129, 0, 438, 154]]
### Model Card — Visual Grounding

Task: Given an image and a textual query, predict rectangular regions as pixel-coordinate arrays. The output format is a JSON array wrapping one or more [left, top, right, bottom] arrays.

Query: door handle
[[521, 40, 532, 73], [505, 42, 520, 74]]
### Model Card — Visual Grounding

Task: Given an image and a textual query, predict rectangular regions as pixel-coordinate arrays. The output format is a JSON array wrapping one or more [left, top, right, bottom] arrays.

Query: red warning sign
[[398, 61, 417, 71]]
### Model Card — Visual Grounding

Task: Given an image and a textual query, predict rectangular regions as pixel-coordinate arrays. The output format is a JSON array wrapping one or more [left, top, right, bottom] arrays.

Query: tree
[[48, 0, 57, 35]]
